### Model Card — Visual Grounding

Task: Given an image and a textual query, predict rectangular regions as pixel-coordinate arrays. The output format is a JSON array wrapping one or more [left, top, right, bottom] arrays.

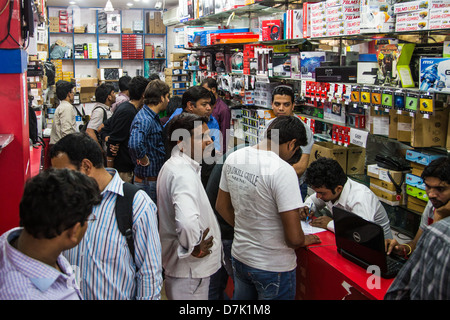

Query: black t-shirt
[[103, 101, 138, 173]]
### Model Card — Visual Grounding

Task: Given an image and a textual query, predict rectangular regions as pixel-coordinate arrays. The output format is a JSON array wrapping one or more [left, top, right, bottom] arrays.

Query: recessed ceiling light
[[69, 1, 76, 4], [127, 2, 134, 6]]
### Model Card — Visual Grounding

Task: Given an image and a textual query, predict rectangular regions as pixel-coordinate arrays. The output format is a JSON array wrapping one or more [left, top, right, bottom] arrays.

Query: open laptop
[[333, 207, 406, 279]]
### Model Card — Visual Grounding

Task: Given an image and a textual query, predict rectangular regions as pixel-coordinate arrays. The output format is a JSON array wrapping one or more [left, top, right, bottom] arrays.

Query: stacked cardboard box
[[147, 11, 166, 34], [367, 164, 410, 206], [49, 17, 59, 33], [404, 149, 446, 210], [165, 64, 189, 97], [52, 59, 63, 82], [71, 77, 98, 103]]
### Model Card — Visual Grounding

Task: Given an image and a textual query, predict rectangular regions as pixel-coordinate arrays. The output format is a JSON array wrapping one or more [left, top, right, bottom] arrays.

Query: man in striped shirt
[[0, 168, 102, 300], [51, 132, 162, 300], [129, 80, 170, 204]]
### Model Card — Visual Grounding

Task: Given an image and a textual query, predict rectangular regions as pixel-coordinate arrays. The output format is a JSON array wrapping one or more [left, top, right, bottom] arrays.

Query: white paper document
[[301, 220, 327, 235]]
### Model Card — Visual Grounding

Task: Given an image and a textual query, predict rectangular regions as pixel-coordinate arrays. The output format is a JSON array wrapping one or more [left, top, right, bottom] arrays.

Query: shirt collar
[[334, 179, 352, 207], [104, 168, 125, 196], [143, 104, 160, 120], [4, 228, 75, 293], [173, 148, 201, 174]]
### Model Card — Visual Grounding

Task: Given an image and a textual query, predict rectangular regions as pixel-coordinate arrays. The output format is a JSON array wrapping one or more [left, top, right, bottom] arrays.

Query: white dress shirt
[[304, 178, 393, 239], [157, 149, 222, 278]]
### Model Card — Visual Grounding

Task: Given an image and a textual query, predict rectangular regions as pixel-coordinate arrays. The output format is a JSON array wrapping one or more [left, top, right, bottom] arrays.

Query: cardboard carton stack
[[165, 56, 190, 96], [71, 77, 98, 103], [404, 149, 446, 212], [367, 163, 410, 206], [147, 11, 166, 34]]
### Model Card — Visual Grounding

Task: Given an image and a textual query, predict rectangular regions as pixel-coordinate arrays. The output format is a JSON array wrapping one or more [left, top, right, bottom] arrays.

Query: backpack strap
[[115, 182, 141, 267]]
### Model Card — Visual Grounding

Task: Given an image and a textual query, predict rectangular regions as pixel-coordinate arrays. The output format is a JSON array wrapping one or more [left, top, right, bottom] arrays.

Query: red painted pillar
[[0, 0, 29, 234]]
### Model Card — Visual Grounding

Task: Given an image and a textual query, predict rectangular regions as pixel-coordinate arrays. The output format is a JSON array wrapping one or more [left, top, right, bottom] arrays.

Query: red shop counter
[[295, 230, 394, 300]]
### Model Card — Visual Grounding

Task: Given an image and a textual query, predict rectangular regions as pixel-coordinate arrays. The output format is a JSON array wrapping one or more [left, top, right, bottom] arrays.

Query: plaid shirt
[[385, 216, 450, 300], [129, 104, 166, 178]]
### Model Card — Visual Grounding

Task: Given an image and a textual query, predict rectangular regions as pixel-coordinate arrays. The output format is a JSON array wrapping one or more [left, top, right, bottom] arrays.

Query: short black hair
[[201, 78, 218, 90], [165, 113, 208, 155], [148, 73, 161, 81], [144, 79, 170, 106], [305, 157, 348, 193], [266, 115, 308, 148], [20, 168, 102, 239], [421, 156, 450, 185], [271, 85, 294, 104], [128, 76, 150, 101], [181, 86, 215, 110], [50, 132, 105, 169], [95, 83, 115, 104], [56, 80, 75, 100], [118, 75, 132, 92]]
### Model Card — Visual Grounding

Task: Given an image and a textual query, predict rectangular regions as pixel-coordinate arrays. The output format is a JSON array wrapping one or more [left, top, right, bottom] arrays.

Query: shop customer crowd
[[0, 79, 449, 300]]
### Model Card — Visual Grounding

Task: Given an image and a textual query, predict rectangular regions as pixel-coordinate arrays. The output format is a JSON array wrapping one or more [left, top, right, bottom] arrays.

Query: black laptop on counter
[[333, 206, 406, 279]]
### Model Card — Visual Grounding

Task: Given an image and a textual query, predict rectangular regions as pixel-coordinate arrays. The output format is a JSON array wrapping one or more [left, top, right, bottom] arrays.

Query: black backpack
[[75, 106, 107, 138], [115, 182, 140, 267]]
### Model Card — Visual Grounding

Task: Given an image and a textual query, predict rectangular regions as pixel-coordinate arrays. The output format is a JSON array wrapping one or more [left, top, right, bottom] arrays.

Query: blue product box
[[405, 173, 425, 190], [405, 149, 445, 165], [300, 51, 326, 80], [419, 57, 450, 93]]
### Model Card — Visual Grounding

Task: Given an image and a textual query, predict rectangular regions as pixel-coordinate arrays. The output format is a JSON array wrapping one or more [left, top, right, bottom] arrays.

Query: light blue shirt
[[62, 168, 162, 300]]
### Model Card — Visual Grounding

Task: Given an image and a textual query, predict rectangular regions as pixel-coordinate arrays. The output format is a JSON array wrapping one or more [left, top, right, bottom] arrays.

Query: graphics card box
[[300, 52, 326, 80], [419, 58, 450, 93]]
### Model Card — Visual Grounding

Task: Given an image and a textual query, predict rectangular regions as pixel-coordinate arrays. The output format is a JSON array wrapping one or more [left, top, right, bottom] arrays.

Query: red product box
[[261, 20, 283, 41]]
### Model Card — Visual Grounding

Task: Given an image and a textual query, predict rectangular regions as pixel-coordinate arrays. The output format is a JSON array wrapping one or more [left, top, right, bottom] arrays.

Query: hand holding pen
[[299, 203, 314, 222]]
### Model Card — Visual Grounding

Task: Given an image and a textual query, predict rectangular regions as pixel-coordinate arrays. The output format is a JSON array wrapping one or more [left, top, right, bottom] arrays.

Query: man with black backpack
[[85, 83, 116, 148], [50, 132, 163, 300]]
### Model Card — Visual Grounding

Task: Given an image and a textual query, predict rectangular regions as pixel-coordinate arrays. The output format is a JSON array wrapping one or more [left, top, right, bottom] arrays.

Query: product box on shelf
[[428, 18, 450, 29], [308, 141, 348, 173], [326, 21, 345, 36], [367, 164, 410, 185], [407, 185, 429, 202], [370, 183, 406, 206], [261, 20, 283, 41], [407, 196, 427, 213], [360, 0, 397, 33], [429, 8, 450, 20], [411, 110, 449, 147], [303, 2, 312, 38], [419, 58, 450, 93], [396, 10, 430, 23], [394, 0, 430, 14], [405, 149, 446, 166], [395, 20, 429, 32], [301, 51, 326, 80], [405, 173, 426, 190], [430, 0, 450, 9]]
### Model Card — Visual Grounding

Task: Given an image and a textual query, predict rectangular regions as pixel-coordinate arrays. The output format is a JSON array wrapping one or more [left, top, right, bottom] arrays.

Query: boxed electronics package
[[360, 0, 397, 33], [419, 58, 450, 93], [300, 51, 326, 80]]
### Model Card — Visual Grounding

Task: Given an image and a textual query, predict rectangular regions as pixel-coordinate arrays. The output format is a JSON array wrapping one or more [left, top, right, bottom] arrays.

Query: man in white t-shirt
[[264, 85, 314, 200], [216, 116, 321, 300], [301, 157, 393, 240]]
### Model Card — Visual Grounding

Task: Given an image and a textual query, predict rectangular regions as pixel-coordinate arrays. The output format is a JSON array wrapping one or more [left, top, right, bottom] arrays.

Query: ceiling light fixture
[[104, 0, 114, 12]]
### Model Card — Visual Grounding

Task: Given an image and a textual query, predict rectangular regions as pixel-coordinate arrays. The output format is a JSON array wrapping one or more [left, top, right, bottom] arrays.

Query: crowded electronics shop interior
[[0, 0, 449, 303]]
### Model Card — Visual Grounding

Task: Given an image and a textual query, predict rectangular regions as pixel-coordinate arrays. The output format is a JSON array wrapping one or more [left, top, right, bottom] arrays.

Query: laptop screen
[[333, 207, 388, 273]]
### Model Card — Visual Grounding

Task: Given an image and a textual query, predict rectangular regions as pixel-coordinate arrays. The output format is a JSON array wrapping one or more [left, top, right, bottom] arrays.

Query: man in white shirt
[[216, 116, 321, 300], [265, 85, 314, 200], [50, 80, 77, 146], [301, 157, 393, 240], [86, 83, 115, 146], [157, 113, 222, 300]]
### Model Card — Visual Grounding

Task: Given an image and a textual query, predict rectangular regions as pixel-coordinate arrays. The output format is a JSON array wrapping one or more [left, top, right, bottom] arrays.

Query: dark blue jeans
[[231, 257, 296, 300]]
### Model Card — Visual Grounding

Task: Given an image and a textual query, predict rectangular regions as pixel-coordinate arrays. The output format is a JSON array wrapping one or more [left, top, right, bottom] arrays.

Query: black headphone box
[[261, 20, 283, 41]]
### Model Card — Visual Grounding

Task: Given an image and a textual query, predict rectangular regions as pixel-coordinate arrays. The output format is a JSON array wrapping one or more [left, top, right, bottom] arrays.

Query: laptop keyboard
[[386, 256, 404, 275]]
